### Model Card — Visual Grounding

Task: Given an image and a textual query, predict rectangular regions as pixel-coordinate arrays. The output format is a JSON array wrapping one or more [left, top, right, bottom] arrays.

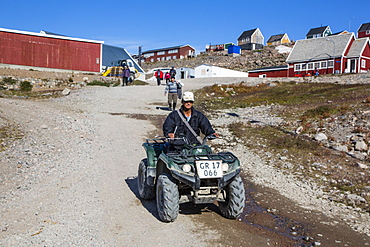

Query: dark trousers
[[122, 77, 129, 86], [156, 77, 161, 86]]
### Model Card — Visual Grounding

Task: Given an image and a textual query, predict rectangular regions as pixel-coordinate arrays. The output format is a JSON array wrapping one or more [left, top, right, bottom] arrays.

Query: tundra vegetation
[[195, 81, 370, 212]]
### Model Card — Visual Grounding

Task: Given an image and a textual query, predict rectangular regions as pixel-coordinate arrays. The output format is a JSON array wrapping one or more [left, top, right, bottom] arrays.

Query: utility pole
[[138, 46, 142, 66], [349, 17, 355, 32]]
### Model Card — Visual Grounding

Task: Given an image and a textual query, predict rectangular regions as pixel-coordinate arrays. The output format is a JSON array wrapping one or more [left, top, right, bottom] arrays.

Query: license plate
[[195, 160, 223, 178]]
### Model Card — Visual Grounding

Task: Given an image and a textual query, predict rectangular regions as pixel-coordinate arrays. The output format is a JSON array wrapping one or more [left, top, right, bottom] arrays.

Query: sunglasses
[[184, 101, 194, 103]]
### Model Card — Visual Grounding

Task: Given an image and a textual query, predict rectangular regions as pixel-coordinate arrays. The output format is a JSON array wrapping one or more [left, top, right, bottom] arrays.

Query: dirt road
[[1, 79, 370, 246]]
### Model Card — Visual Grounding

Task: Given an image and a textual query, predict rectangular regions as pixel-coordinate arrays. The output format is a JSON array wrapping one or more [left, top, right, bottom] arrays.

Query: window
[[295, 64, 301, 71], [321, 61, 327, 68], [144, 53, 154, 58], [314, 62, 320, 69], [157, 51, 165, 55], [166, 56, 171, 60], [366, 30, 370, 35], [362, 59, 366, 68], [301, 63, 307, 70], [307, 63, 313, 70], [173, 56, 177, 59], [150, 58, 154, 62], [328, 60, 334, 67], [168, 49, 178, 54]]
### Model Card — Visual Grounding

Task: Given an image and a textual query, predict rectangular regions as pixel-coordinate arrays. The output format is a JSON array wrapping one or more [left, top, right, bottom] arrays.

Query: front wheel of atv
[[156, 174, 179, 222], [219, 175, 245, 219], [137, 158, 155, 200]]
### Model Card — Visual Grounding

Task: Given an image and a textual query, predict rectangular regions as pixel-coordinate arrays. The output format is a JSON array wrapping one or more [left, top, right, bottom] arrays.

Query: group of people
[[155, 67, 176, 86], [121, 65, 131, 86]]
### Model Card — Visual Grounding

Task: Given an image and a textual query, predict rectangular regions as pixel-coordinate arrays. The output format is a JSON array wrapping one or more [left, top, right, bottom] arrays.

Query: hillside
[[141, 45, 292, 72]]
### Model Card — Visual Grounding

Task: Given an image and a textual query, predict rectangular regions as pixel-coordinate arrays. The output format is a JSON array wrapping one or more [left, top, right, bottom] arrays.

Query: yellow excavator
[[102, 59, 139, 81]]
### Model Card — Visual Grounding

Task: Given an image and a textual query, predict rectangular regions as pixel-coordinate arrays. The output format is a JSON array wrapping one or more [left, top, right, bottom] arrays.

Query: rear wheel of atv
[[156, 174, 179, 222], [137, 159, 155, 200], [219, 175, 245, 219]]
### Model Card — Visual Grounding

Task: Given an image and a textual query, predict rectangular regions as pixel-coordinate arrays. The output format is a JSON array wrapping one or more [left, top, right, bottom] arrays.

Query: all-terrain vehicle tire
[[219, 175, 245, 219], [156, 174, 179, 222], [137, 159, 155, 200]]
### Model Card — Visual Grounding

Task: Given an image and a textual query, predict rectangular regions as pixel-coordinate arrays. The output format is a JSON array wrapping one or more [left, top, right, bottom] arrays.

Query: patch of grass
[[87, 80, 115, 87], [20, 81, 33, 91], [132, 80, 149, 86], [1, 77, 17, 85], [0, 89, 63, 99], [228, 122, 322, 157], [197, 81, 370, 120], [0, 124, 24, 151]]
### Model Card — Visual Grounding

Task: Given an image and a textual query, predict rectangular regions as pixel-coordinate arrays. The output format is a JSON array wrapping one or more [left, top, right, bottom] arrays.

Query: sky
[[1, 0, 369, 55]]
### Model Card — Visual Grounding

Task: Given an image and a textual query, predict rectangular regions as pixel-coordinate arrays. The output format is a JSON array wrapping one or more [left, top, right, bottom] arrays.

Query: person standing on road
[[155, 69, 163, 86], [122, 65, 131, 86], [164, 77, 181, 111], [165, 72, 171, 84], [170, 67, 176, 78], [163, 91, 219, 145]]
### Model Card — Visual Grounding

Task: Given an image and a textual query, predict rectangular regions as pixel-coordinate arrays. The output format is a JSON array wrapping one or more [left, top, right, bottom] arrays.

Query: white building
[[176, 67, 195, 79], [195, 64, 249, 78]]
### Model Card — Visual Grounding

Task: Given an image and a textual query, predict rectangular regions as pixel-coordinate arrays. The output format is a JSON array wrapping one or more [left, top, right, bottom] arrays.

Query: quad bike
[[137, 135, 245, 222]]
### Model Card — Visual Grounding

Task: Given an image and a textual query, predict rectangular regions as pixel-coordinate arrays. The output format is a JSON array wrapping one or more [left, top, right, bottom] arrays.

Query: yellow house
[[266, 33, 290, 46]]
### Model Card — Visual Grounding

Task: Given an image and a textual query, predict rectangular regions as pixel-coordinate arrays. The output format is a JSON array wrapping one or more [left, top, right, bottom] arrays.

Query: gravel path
[[1, 78, 369, 246], [0, 79, 241, 246]]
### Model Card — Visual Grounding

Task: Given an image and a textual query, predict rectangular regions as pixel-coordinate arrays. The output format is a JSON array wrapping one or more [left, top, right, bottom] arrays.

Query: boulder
[[356, 162, 369, 169], [62, 88, 71, 96], [332, 144, 348, 153], [355, 140, 368, 151], [314, 133, 327, 142]]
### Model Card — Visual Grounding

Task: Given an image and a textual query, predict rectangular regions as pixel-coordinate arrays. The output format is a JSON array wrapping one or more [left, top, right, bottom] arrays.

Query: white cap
[[182, 91, 194, 101]]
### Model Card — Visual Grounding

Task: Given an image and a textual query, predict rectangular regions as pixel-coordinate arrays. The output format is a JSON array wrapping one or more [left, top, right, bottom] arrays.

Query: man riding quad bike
[[137, 92, 245, 222]]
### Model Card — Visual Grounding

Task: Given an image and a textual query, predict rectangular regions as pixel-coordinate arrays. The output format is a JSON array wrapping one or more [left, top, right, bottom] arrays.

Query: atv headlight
[[222, 163, 229, 172], [182, 164, 192, 173]]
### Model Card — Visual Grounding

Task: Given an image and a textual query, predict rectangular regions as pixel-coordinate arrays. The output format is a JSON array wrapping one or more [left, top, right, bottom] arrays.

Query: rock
[[314, 133, 327, 142], [40, 125, 48, 129], [351, 152, 367, 160], [355, 140, 368, 151], [332, 144, 348, 153], [62, 88, 71, 96], [356, 162, 369, 169], [295, 126, 303, 135]]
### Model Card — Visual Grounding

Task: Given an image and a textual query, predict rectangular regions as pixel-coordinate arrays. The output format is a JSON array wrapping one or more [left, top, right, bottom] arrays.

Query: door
[[350, 59, 356, 73]]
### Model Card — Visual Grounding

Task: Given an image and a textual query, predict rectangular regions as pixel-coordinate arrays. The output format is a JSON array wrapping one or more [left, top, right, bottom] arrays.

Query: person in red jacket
[[155, 69, 163, 86], [165, 72, 171, 84]]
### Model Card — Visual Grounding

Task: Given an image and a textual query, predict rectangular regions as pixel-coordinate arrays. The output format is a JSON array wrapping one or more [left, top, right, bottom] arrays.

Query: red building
[[142, 45, 195, 63], [248, 66, 288, 77], [286, 33, 370, 76], [0, 28, 103, 73], [357, 22, 370, 38]]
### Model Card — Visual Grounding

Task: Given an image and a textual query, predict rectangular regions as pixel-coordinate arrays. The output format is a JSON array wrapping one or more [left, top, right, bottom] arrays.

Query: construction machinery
[[102, 59, 139, 81]]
